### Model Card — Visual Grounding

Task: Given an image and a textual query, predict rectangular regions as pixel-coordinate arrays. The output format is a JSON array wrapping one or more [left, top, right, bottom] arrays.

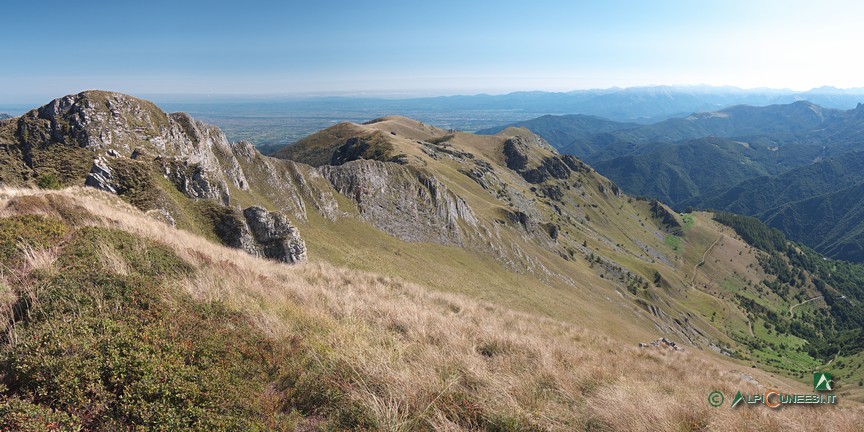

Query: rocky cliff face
[[228, 140, 340, 222], [503, 135, 590, 184], [213, 206, 307, 263], [15, 91, 248, 192], [2, 91, 310, 264], [84, 155, 118, 194], [242, 206, 307, 263], [321, 160, 477, 245]]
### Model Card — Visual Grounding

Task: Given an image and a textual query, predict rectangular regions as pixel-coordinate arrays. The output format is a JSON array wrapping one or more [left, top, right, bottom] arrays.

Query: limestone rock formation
[[211, 206, 307, 264], [242, 206, 307, 263], [502, 136, 531, 171], [84, 156, 117, 194], [503, 136, 575, 184], [15, 91, 248, 192], [3, 91, 315, 265], [160, 158, 230, 205], [321, 160, 477, 245]]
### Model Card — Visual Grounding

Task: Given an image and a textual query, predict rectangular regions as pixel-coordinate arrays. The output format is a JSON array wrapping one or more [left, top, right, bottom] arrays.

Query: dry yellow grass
[[1, 187, 862, 430]]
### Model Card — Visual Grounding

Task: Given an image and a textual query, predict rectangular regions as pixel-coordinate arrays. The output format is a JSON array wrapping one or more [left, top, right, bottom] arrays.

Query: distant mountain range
[[583, 101, 844, 156], [10, 85, 864, 127], [140, 85, 864, 154], [484, 100, 864, 261], [591, 137, 815, 205], [483, 101, 864, 206], [493, 101, 860, 160], [687, 151, 864, 215], [476, 114, 640, 155], [377, 85, 864, 123], [0, 113, 11, 120]]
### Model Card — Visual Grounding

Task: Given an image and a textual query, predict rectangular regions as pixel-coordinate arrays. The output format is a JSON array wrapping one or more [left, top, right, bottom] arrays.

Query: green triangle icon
[[731, 390, 745, 408], [814, 373, 833, 391]]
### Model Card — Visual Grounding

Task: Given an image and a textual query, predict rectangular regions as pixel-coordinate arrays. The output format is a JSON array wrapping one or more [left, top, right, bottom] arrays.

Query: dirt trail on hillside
[[789, 296, 823, 317], [690, 235, 723, 285]]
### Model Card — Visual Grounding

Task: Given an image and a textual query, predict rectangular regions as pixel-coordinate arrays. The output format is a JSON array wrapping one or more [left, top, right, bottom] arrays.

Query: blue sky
[[2, 0, 863, 102]]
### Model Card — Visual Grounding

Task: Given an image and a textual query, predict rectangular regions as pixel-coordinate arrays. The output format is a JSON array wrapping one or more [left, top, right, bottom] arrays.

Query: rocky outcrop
[[212, 207, 258, 253], [12, 91, 313, 264], [561, 155, 591, 173], [229, 140, 341, 222], [16, 91, 249, 194], [160, 159, 230, 205], [243, 206, 307, 263], [520, 157, 571, 184], [329, 133, 398, 165], [505, 210, 537, 233], [502, 137, 531, 171], [650, 200, 683, 234], [321, 160, 477, 245], [639, 337, 685, 352], [212, 206, 307, 264], [84, 156, 117, 194], [502, 136, 573, 184], [459, 159, 503, 192]]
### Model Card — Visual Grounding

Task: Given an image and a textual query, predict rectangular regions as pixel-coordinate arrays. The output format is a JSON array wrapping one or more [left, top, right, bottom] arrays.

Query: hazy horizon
[[3, 83, 864, 110], [3, 0, 864, 104]]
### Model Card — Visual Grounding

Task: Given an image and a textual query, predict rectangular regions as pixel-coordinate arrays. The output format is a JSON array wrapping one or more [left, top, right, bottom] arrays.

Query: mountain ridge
[[568, 101, 847, 162], [687, 151, 864, 215], [4, 90, 864, 428], [476, 114, 641, 156], [592, 137, 777, 205], [484, 101, 864, 217], [761, 181, 864, 261]]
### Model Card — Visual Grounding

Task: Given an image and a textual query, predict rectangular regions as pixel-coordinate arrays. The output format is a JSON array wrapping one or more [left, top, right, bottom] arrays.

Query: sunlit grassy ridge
[[3, 93, 864, 429], [0, 188, 862, 431], [4, 93, 844, 376]]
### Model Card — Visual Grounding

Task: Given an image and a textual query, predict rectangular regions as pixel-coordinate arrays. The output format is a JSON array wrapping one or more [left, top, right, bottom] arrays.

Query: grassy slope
[[190, 113, 864, 408], [3, 100, 862, 428], [280, 119, 656, 340], [273, 116, 852, 395], [1, 188, 861, 431], [272, 122, 371, 167], [677, 214, 826, 373]]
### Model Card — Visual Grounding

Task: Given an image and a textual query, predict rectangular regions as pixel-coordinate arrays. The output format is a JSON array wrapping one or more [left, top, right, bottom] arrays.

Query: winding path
[[690, 235, 723, 285], [789, 296, 823, 318]]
